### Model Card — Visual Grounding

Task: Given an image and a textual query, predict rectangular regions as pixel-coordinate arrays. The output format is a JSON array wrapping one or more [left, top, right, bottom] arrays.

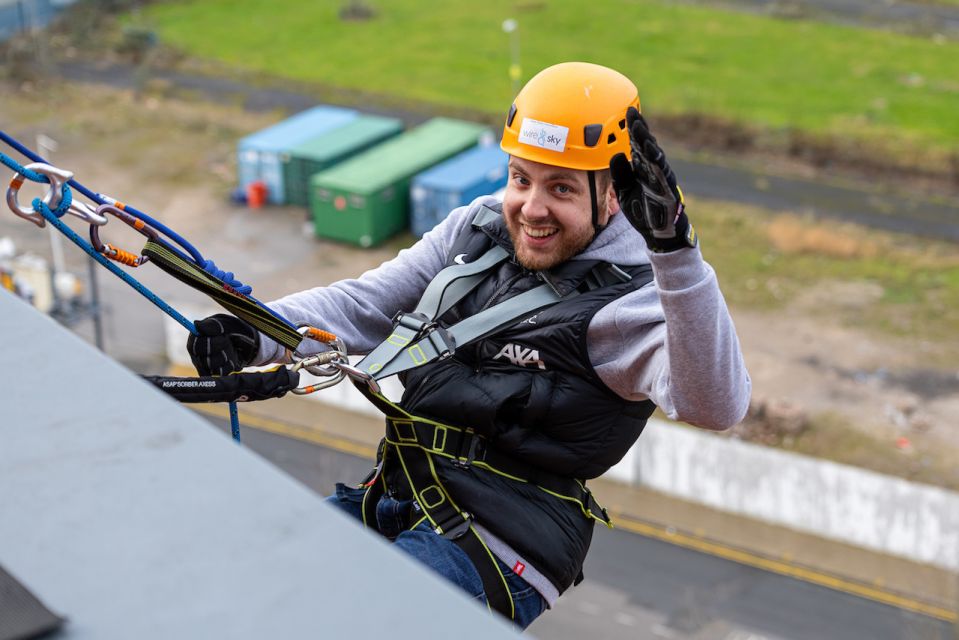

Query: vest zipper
[[472, 269, 537, 371]]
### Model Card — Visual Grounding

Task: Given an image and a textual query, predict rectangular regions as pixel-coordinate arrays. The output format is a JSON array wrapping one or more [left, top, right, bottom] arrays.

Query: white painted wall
[[618, 419, 959, 571]]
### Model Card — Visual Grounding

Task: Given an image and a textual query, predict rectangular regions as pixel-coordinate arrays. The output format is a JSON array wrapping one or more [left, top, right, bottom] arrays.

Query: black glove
[[186, 313, 260, 376], [144, 367, 300, 403], [609, 107, 697, 253]]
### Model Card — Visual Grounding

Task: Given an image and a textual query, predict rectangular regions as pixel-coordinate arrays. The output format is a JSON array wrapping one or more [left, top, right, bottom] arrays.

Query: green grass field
[[140, 0, 959, 163]]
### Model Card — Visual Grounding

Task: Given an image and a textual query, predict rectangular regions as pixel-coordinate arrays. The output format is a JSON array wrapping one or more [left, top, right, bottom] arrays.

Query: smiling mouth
[[522, 224, 558, 239]]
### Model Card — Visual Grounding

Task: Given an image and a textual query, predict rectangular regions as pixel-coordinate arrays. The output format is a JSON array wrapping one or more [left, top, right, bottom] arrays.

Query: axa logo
[[493, 343, 546, 370]]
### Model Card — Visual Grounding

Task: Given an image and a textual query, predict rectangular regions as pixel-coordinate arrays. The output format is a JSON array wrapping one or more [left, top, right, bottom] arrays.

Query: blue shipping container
[[409, 145, 508, 237], [0, 0, 74, 43], [237, 105, 357, 204]]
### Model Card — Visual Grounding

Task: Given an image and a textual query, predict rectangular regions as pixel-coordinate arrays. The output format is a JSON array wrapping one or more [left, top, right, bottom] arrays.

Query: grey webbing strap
[[414, 205, 506, 319], [440, 284, 563, 355], [415, 244, 508, 319], [470, 206, 501, 228], [364, 283, 568, 380], [356, 244, 508, 378]]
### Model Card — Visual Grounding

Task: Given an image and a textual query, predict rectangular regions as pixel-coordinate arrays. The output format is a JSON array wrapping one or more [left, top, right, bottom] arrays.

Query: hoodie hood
[[573, 211, 650, 267]]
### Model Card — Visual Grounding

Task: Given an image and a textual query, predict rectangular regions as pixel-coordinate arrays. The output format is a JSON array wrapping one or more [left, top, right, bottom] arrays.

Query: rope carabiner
[[292, 325, 346, 377], [7, 162, 108, 228], [299, 325, 338, 344], [288, 326, 352, 395], [90, 203, 159, 267], [6, 162, 71, 228], [290, 352, 347, 395], [331, 360, 382, 396]]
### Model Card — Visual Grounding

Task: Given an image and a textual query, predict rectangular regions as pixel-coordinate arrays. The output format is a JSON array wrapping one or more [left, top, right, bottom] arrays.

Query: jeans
[[327, 483, 547, 630]]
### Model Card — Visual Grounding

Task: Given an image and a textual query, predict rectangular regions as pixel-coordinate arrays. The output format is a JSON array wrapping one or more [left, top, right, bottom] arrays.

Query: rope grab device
[[0, 130, 367, 442]]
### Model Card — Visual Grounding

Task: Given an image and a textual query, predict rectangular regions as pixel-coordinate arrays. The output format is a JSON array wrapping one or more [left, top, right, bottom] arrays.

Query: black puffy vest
[[394, 207, 656, 592]]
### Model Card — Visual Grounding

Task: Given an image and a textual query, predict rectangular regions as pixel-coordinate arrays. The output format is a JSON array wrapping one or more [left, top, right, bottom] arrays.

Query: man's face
[[502, 156, 617, 271]]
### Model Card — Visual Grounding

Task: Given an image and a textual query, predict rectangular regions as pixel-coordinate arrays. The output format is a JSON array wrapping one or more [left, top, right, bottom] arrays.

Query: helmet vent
[[507, 104, 518, 127], [607, 133, 617, 144], [583, 123, 603, 148], [618, 119, 626, 130]]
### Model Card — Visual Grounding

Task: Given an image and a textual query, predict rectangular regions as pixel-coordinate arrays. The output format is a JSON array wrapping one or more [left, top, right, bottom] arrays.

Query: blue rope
[[32, 197, 243, 442], [229, 402, 241, 443], [33, 198, 196, 334], [0, 133, 301, 331], [2, 145, 300, 333], [0, 152, 45, 182], [3, 131, 296, 443], [0, 131, 257, 294], [93, 194, 205, 265], [49, 184, 73, 218], [201, 259, 253, 296]]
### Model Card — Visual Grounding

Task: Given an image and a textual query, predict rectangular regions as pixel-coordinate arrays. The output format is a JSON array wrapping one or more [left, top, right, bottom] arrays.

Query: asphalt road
[[200, 413, 954, 640], [681, 0, 959, 34]]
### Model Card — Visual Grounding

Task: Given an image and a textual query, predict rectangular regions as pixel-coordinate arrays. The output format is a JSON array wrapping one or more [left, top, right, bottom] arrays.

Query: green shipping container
[[282, 115, 404, 208], [310, 118, 490, 247]]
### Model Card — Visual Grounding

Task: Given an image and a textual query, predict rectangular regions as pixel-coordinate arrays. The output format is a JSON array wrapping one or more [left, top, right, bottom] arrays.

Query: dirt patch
[[731, 301, 959, 488]]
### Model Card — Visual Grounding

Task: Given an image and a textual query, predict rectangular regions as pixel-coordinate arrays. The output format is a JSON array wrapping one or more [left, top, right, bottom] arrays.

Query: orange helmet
[[500, 62, 641, 171]]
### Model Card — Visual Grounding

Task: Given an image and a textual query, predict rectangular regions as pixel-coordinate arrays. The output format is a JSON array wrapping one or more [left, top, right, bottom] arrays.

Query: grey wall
[[0, 290, 518, 639]]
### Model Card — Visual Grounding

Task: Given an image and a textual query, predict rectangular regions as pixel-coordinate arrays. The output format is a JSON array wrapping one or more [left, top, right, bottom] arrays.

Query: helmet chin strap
[[588, 170, 606, 238]]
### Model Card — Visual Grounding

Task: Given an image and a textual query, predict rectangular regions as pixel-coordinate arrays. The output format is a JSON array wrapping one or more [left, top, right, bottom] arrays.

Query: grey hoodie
[[257, 195, 751, 429]]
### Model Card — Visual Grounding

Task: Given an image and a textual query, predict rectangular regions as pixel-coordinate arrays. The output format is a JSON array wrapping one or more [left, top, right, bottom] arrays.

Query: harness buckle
[[393, 311, 433, 334], [426, 326, 456, 360], [435, 511, 472, 540], [453, 429, 481, 468], [584, 487, 611, 525]]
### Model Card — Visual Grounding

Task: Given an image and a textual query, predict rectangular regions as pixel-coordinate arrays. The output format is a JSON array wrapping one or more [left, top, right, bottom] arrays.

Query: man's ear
[[605, 183, 620, 217]]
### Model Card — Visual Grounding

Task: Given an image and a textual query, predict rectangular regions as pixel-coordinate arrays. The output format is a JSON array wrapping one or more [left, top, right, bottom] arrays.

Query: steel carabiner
[[290, 374, 346, 395], [6, 162, 109, 227], [290, 352, 347, 395], [6, 162, 71, 228], [64, 198, 109, 226], [293, 325, 346, 377], [331, 360, 382, 396], [90, 203, 160, 267]]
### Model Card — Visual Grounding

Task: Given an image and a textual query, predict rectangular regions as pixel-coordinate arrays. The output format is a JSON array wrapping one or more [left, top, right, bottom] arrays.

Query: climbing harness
[[350, 382, 613, 620], [325, 207, 621, 619], [1, 131, 346, 441]]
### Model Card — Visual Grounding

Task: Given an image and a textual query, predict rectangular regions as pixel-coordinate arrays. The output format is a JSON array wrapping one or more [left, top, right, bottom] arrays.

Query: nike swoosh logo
[[453, 253, 468, 265]]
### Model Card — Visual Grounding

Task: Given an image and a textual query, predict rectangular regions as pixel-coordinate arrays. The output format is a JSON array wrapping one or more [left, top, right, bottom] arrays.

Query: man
[[188, 62, 751, 629]]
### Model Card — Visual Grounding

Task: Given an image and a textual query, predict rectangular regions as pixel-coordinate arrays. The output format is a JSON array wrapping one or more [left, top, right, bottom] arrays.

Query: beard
[[505, 216, 597, 271]]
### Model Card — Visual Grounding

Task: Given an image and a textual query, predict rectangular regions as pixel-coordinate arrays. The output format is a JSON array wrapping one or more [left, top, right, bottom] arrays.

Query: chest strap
[[356, 244, 584, 381], [353, 387, 611, 620], [383, 413, 610, 527], [354, 243, 506, 378]]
